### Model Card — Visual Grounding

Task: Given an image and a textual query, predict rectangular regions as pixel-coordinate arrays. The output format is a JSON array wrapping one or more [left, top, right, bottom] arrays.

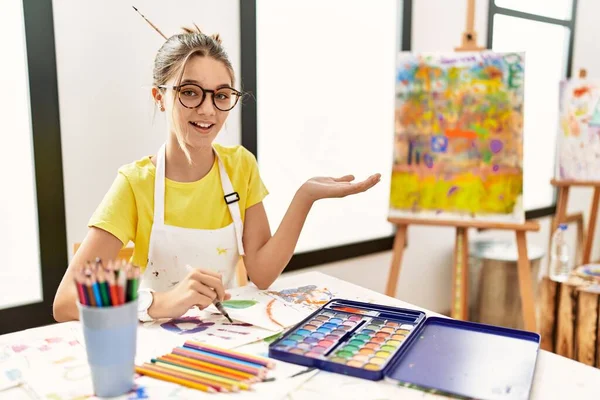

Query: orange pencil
[[106, 266, 119, 306], [135, 365, 216, 393]]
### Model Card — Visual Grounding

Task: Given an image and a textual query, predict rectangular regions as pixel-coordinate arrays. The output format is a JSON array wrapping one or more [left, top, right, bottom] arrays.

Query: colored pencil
[[150, 359, 248, 391], [131, 266, 140, 300], [90, 275, 103, 307], [173, 347, 265, 377], [181, 344, 266, 370], [126, 264, 134, 302], [84, 275, 96, 307], [106, 266, 119, 306], [162, 353, 257, 382], [117, 262, 127, 305], [75, 272, 87, 305], [184, 340, 276, 369], [135, 365, 216, 393], [96, 267, 110, 306], [158, 355, 255, 384]]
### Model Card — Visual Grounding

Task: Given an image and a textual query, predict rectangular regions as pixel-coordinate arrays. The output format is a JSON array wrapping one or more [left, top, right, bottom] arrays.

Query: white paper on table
[[205, 285, 311, 331]]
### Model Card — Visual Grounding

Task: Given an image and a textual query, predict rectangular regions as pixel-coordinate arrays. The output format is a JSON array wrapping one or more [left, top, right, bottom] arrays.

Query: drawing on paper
[[221, 300, 258, 309], [265, 285, 334, 307], [557, 79, 600, 181], [390, 51, 525, 222], [214, 286, 310, 330], [160, 316, 254, 335]]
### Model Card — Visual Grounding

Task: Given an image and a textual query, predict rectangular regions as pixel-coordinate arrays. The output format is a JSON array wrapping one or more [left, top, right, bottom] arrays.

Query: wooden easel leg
[[583, 187, 600, 264], [385, 225, 408, 297], [451, 227, 469, 320], [516, 231, 537, 332]]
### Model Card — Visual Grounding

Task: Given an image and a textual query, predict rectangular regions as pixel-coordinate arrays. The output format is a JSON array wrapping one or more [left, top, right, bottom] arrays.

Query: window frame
[[487, 0, 579, 220], [239, 1, 413, 272], [0, 0, 69, 334]]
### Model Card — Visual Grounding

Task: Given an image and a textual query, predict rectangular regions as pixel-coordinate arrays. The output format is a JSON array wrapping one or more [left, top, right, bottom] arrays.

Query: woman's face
[[160, 56, 234, 150]]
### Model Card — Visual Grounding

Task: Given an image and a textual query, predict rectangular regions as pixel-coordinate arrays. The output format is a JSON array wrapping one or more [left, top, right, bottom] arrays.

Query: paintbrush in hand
[[184, 264, 232, 322], [213, 300, 233, 323]]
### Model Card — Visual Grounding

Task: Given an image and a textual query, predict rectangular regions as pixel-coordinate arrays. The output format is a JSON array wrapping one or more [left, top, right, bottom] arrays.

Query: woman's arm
[[53, 227, 123, 322], [243, 174, 381, 289]]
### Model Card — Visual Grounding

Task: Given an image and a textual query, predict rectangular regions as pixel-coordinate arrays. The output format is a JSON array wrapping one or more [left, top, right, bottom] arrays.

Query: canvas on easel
[[550, 70, 600, 266], [390, 51, 526, 223], [557, 77, 600, 181]]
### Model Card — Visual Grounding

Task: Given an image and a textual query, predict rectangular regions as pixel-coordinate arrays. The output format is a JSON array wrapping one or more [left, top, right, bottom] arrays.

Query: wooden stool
[[540, 271, 600, 367]]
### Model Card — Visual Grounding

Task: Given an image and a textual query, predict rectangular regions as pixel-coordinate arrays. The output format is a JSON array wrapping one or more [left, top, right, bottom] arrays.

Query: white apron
[[139, 143, 245, 292]]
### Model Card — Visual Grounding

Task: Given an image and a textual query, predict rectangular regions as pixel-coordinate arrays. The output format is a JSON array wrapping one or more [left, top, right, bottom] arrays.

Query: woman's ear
[[151, 87, 165, 112]]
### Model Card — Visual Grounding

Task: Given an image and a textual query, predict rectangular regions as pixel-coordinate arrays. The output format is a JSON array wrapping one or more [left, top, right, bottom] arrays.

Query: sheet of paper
[[205, 285, 311, 331]]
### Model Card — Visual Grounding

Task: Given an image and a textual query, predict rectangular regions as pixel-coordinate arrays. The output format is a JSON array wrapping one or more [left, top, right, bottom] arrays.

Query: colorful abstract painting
[[557, 78, 600, 180], [390, 51, 525, 222]]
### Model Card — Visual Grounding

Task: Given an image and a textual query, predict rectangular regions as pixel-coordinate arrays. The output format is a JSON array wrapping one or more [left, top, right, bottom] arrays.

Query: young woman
[[53, 26, 380, 323]]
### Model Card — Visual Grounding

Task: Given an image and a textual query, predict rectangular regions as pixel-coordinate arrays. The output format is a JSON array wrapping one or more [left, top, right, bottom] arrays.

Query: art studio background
[[2, 0, 597, 334]]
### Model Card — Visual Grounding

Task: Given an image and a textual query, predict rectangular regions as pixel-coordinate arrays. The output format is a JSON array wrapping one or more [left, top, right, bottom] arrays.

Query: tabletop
[[1, 271, 599, 399]]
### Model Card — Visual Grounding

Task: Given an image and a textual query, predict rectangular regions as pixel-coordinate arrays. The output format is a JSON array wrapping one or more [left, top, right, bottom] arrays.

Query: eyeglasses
[[158, 83, 242, 111]]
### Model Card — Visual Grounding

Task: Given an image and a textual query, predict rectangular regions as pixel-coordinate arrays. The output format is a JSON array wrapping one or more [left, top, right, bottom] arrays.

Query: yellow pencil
[[135, 365, 216, 393]]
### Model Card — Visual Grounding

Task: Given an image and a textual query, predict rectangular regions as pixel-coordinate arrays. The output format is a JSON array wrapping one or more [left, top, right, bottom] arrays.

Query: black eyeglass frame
[[158, 84, 243, 111]]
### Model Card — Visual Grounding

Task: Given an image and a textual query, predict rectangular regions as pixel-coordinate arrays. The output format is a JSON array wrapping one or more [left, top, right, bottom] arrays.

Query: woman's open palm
[[301, 173, 381, 201]]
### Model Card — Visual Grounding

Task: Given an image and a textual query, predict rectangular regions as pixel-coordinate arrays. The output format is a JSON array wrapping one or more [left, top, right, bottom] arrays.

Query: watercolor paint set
[[269, 299, 541, 399]]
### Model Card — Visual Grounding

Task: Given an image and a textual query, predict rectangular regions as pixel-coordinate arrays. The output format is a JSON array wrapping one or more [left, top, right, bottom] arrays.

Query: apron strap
[[216, 155, 246, 256], [153, 143, 167, 227]]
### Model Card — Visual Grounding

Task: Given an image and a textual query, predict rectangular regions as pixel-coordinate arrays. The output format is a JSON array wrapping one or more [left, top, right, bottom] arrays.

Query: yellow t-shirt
[[88, 144, 268, 270]]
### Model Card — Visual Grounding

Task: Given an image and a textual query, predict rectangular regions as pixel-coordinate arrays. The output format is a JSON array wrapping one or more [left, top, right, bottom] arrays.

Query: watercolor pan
[[269, 299, 540, 399]]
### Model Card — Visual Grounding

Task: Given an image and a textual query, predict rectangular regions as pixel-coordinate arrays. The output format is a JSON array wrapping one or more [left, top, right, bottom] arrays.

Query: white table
[[1, 271, 599, 399]]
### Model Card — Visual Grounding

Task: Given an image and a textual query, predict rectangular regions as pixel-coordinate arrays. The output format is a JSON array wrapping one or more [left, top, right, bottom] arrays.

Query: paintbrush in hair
[[132, 6, 168, 40]]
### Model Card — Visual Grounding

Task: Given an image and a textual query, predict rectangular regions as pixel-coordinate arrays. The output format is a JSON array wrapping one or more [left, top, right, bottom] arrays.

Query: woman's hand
[[298, 173, 381, 203], [149, 268, 231, 320]]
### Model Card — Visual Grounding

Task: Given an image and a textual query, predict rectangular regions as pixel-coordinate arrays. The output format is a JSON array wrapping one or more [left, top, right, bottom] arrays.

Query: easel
[[550, 68, 600, 266], [385, 0, 540, 333]]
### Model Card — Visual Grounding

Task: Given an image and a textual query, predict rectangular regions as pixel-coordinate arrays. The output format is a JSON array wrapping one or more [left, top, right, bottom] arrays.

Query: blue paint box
[[269, 299, 540, 399]]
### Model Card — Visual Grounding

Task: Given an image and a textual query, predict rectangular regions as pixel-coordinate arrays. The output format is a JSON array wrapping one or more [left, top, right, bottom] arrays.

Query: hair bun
[[180, 23, 222, 44], [181, 24, 202, 34]]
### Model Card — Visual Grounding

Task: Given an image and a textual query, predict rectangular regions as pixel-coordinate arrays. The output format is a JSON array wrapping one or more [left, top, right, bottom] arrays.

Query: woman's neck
[[163, 137, 215, 182]]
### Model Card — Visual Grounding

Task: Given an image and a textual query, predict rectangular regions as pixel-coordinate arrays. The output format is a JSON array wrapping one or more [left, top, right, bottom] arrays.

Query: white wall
[[52, 0, 241, 253], [51, 0, 599, 314]]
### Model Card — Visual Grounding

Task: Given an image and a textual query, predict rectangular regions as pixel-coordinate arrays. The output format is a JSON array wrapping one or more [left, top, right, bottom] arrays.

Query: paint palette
[[268, 299, 425, 380]]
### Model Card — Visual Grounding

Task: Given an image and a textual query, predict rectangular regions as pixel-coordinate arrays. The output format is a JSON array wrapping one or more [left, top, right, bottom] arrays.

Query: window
[[487, 0, 578, 217], [241, 1, 412, 269], [0, 0, 68, 334]]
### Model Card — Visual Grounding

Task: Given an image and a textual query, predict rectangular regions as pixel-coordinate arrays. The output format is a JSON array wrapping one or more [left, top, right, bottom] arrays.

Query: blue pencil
[[91, 278, 103, 307]]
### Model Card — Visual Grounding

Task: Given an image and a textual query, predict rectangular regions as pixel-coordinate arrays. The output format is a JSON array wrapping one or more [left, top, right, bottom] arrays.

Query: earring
[[158, 104, 165, 111]]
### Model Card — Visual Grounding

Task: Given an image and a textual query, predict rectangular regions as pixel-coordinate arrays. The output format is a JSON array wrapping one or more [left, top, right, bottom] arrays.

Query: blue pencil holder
[[78, 300, 138, 398]]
